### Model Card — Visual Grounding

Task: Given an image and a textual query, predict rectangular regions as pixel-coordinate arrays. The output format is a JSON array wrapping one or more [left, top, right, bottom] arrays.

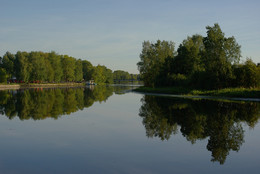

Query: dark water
[[0, 86, 259, 174]]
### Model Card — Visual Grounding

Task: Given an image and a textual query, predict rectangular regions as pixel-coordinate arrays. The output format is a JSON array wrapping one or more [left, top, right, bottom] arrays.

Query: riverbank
[[0, 83, 85, 90], [133, 86, 260, 99]]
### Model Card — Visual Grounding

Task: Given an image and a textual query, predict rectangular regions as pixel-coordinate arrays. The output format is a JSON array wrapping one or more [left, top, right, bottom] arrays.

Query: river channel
[[0, 85, 259, 174]]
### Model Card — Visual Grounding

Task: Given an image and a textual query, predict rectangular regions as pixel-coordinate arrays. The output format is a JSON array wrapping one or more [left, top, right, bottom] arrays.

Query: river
[[0, 86, 259, 174]]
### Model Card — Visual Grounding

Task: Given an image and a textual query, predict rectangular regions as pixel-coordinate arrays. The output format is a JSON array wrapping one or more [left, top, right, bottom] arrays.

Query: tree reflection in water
[[0, 86, 114, 120], [1, 88, 259, 165], [139, 95, 260, 164], [0, 85, 137, 120]]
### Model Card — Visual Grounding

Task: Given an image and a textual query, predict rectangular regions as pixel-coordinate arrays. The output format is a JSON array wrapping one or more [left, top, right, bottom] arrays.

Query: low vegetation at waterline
[[134, 86, 260, 98], [137, 23, 260, 91], [0, 82, 86, 90]]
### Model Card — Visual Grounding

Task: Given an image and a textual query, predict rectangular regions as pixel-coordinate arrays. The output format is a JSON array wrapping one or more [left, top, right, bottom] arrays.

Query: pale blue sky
[[1, 0, 259, 73]]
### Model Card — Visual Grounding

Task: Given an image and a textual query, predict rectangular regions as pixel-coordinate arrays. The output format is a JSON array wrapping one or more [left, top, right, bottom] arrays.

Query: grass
[[0, 83, 19, 85], [0, 82, 85, 89], [134, 86, 260, 99]]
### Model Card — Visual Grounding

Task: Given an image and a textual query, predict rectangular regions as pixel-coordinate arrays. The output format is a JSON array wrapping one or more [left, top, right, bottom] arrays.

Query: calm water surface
[[0, 86, 259, 174]]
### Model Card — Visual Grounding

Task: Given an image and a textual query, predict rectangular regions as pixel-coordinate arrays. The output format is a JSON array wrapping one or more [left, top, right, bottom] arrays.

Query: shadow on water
[[139, 95, 260, 164]]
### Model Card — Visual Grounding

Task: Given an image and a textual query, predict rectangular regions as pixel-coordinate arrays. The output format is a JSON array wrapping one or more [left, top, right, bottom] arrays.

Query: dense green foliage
[[139, 95, 260, 164], [1, 52, 15, 79], [137, 40, 175, 87], [113, 70, 140, 83], [92, 65, 113, 84], [0, 68, 7, 83], [82, 60, 94, 82], [137, 24, 260, 89], [0, 51, 138, 84]]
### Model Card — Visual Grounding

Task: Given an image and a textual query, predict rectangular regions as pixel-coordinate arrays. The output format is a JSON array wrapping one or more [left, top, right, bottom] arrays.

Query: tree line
[[0, 51, 139, 84], [137, 23, 260, 89], [113, 70, 139, 82]]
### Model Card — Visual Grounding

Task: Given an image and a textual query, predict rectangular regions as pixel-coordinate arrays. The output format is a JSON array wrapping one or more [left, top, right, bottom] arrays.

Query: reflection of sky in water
[[0, 88, 259, 174]]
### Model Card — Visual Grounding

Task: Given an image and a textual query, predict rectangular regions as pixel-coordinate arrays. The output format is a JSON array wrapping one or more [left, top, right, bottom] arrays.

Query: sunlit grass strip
[[134, 87, 260, 98], [0, 82, 85, 89], [192, 88, 260, 98]]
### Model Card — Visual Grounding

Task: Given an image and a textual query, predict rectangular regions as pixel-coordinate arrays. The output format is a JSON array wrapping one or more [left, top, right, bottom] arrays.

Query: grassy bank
[[134, 86, 260, 99], [0, 82, 85, 90]]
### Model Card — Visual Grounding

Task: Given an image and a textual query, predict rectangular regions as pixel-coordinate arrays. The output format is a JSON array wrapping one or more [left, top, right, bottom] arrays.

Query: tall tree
[[61, 55, 76, 82], [92, 65, 106, 84], [75, 59, 83, 81], [137, 40, 175, 87], [90, 65, 113, 84], [0, 68, 7, 83], [44, 58, 54, 82], [113, 70, 130, 80], [2, 52, 15, 79], [28, 52, 47, 82], [173, 34, 205, 75], [14, 51, 30, 82], [160, 35, 205, 87], [233, 59, 260, 88], [48, 51, 63, 82], [82, 60, 94, 81], [104, 67, 113, 83], [203, 23, 241, 89]]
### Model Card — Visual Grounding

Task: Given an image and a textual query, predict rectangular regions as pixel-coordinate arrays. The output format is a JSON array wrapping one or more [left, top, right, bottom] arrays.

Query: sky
[[1, 0, 260, 73]]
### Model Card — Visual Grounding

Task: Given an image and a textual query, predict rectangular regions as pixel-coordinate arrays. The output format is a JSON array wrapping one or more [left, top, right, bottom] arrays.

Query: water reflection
[[0, 85, 131, 120], [1, 87, 259, 166], [139, 95, 260, 164]]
